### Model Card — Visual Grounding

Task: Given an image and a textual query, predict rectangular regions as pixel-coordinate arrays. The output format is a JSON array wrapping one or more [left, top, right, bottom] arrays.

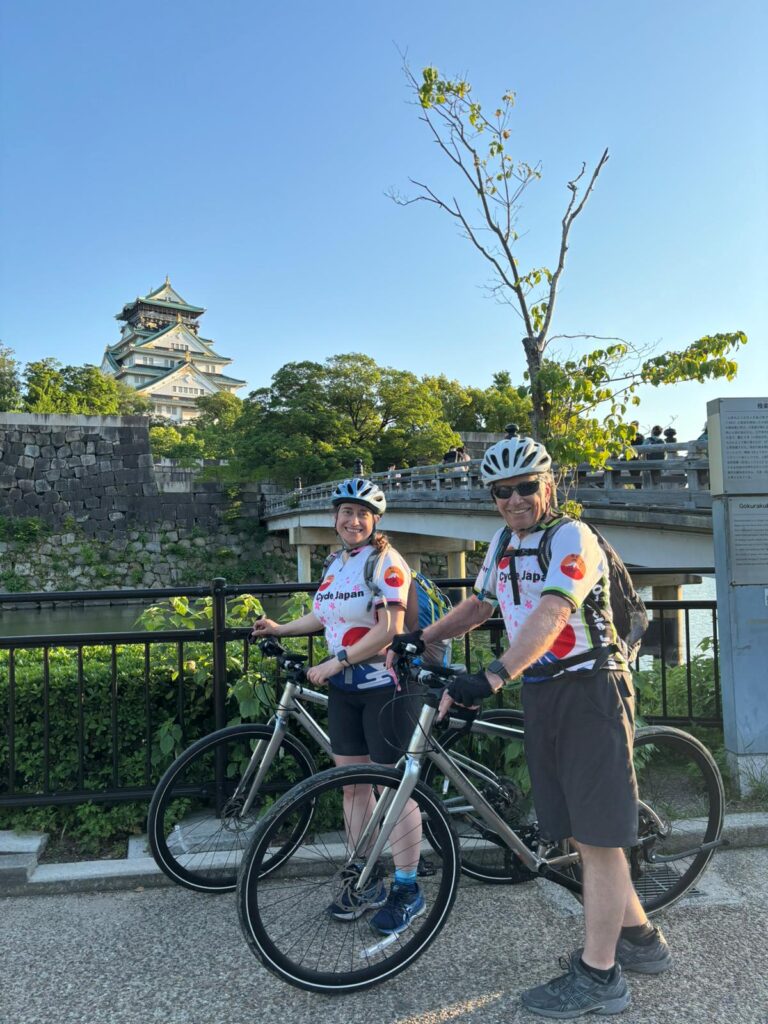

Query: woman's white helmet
[[481, 436, 552, 483], [331, 478, 387, 515]]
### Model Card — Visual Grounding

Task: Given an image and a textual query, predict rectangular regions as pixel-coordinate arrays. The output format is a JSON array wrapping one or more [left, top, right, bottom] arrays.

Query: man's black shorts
[[328, 681, 422, 764], [522, 669, 638, 848]]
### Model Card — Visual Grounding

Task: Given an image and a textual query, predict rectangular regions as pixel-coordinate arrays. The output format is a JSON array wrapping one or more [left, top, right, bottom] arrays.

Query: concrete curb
[[2, 811, 766, 898]]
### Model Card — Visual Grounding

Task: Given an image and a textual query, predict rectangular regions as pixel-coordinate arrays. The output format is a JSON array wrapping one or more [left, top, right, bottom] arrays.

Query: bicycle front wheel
[[423, 707, 535, 883], [148, 723, 316, 893], [237, 764, 461, 993]]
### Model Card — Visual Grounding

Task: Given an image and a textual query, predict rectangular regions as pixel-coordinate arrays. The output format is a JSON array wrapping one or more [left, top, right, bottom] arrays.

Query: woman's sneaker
[[521, 957, 631, 1018], [370, 882, 426, 935], [326, 863, 387, 921]]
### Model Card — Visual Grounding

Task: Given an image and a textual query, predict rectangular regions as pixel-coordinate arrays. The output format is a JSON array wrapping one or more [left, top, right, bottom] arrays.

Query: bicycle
[[236, 650, 726, 993], [148, 636, 525, 893]]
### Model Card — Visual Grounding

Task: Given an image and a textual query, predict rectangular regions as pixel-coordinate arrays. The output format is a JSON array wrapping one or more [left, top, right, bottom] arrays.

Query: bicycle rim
[[148, 724, 315, 893], [238, 765, 460, 993], [423, 708, 536, 883]]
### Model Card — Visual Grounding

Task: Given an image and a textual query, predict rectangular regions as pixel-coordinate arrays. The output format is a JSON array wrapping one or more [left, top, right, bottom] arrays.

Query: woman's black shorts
[[328, 682, 422, 764]]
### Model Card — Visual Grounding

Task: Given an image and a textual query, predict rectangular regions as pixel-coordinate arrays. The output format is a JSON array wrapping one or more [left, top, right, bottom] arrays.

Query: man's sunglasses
[[491, 480, 541, 500]]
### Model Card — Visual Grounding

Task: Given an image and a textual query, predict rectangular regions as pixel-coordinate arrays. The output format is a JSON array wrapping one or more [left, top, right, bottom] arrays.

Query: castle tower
[[100, 278, 245, 422]]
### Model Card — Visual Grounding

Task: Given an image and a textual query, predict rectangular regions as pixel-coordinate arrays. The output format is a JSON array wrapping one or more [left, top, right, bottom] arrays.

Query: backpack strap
[[476, 526, 512, 603], [320, 548, 342, 583], [362, 544, 389, 613]]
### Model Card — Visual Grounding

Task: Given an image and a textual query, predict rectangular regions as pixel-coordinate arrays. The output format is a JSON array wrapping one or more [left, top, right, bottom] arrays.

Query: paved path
[[2, 846, 767, 1024]]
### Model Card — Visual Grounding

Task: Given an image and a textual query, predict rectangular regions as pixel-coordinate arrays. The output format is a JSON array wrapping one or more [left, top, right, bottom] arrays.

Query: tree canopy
[[21, 357, 151, 415], [234, 354, 459, 485]]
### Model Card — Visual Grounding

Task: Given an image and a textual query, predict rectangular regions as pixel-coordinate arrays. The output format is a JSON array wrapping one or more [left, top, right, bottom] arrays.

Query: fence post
[[211, 577, 228, 815], [211, 577, 227, 733]]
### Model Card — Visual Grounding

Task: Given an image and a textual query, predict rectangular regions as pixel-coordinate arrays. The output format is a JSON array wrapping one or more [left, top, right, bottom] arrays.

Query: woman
[[250, 477, 424, 935]]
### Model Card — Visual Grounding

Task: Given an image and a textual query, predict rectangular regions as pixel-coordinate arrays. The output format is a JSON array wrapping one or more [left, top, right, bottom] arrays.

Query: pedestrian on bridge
[[390, 435, 671, 1019]]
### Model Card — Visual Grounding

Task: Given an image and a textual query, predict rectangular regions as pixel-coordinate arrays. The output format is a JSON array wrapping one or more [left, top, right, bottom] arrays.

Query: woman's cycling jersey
[[474, 519, 624, 680], [313, 544, 410, 687]]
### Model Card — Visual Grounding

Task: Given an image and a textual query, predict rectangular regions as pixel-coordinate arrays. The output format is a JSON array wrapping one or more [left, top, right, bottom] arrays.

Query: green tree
[[236, 354, 457, 485], [23, 358, 69, 412], [0, 343, 22, 411], [22, 360, 151, 415], [396, 63, 747, 464]]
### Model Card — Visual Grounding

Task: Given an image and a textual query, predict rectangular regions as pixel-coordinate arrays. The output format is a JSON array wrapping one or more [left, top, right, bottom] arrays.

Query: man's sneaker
[[616, 925, 672, 974], [521, 956, 631, 1019], [326, 863, 387, 922], [370, 882, 426, 935], [572, 926, 672, 977]]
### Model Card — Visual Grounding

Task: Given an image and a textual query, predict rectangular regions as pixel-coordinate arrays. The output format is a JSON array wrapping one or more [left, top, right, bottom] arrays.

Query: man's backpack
[[321, 547, 453, 666], [481, 517, 648, 664]]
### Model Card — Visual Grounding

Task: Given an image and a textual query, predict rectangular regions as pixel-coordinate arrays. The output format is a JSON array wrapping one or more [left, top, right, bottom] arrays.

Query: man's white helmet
[[480, 437, 552, 483], [331, 478, 387, 515]]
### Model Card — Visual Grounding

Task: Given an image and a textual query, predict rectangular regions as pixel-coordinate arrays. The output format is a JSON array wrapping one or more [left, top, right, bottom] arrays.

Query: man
[[644, 425, 665, 486], [391, 435, 670, 1019]]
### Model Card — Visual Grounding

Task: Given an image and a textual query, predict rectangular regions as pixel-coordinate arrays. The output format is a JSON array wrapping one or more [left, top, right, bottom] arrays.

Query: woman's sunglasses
[[491, 480, 541, 500]]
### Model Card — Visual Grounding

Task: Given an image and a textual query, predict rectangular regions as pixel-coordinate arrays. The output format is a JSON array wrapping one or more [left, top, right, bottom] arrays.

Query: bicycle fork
[[351, 703, 436, 891]]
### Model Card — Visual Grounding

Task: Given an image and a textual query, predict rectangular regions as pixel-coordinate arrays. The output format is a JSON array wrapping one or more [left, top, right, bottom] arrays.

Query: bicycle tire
[[237, 764, 461, 993], [148, 723, 316, 893], [422, 707, 533, 883]]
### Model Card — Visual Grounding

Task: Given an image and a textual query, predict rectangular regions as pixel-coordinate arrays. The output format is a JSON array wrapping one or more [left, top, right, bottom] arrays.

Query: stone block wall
[[0, 413, 254, 538]]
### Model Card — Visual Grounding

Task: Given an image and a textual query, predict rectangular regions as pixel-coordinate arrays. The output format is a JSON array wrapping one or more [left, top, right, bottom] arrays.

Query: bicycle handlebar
[[250, 634, 309, 675]]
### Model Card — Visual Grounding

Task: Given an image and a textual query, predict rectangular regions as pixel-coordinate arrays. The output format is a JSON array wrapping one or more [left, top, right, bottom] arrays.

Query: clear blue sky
[[1, 0, 766, 440]]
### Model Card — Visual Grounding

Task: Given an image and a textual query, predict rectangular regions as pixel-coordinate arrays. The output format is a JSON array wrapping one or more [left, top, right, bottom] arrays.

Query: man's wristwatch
[[336, 648, 351, 667], [486, 659, 511, 688]]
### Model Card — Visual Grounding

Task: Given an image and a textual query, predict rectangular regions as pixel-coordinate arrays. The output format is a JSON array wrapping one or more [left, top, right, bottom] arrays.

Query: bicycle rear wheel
[[148, 723, 316, 893], [555, 725, 724, 914], [423, 707, 536, 883], [237, 764, 460, 993], [629, 725, 724, 913]]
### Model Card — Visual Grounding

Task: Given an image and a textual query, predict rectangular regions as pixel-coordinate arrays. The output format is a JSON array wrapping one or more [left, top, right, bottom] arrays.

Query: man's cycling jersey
[[474, 519, 624, 680], [313, 544, 410, 689]]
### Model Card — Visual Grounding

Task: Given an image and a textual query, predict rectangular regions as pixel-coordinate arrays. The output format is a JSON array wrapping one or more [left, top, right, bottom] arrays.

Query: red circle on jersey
[[342, 626, 370, 646], [498, 556, 511, 572], [318, 575, 334, 592], [550, 624, 576, 658], [383, 566, 405, 588], [560, 554, 586, 580]]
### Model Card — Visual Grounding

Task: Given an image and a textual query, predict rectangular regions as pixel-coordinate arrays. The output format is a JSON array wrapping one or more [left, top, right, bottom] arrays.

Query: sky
[[1, 0, 766, 441]]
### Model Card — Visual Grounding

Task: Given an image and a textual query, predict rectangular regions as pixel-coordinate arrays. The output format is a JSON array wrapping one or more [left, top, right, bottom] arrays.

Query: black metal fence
[[0, 572, 719, 811]]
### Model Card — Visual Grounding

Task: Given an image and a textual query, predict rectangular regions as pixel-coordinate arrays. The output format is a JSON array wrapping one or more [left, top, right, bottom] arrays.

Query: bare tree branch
[[538, 148, 610, 344]]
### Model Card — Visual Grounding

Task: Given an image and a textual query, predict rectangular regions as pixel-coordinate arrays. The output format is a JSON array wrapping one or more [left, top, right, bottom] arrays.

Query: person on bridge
[[250, 477, 425, 935], [389, 436, 671, 1019]]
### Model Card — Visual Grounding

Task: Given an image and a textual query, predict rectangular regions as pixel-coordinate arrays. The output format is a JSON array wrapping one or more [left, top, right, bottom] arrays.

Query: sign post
[[707, 397, 768, 793]]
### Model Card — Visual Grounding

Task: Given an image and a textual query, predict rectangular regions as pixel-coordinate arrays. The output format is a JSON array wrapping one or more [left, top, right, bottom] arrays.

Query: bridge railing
[[265, 440, 710, 516], [0, 573, 718, 811]]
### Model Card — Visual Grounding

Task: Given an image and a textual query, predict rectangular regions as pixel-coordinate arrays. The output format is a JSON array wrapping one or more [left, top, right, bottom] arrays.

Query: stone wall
[[0, 413, 254, 538], [0, 414, 277, 593]]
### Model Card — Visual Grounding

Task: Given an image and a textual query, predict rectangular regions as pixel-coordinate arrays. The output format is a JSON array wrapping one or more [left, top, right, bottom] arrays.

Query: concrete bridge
[[263, 441, 713, 579]]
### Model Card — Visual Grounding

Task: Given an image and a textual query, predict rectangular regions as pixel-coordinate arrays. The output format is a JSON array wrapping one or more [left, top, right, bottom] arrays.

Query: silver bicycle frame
[[352, 700, 581, 890], [238, 678, 332, 816]]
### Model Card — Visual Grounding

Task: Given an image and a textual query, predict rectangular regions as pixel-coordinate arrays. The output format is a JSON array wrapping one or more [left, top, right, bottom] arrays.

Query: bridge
[[263, 441, 713, 579]]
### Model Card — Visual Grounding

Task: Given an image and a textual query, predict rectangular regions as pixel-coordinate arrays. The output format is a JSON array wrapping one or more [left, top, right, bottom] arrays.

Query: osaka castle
[[100, 278, 246, 421]]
